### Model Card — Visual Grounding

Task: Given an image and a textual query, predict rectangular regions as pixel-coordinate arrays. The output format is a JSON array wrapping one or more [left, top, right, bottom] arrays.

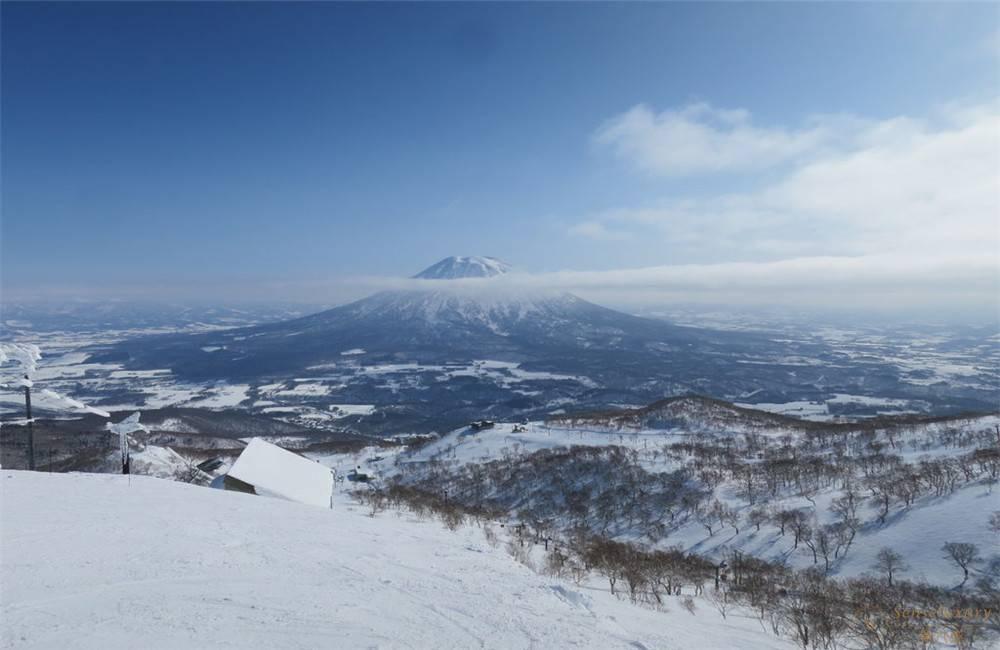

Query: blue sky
[[2, 3, 997, 313]]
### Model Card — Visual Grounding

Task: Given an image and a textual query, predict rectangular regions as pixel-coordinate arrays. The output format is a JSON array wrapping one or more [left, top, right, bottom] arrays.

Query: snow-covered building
[[223, 438, 333, 508]]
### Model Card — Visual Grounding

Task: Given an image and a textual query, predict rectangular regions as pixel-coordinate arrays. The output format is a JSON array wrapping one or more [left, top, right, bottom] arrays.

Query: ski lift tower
[[0, 344, 42, 470]]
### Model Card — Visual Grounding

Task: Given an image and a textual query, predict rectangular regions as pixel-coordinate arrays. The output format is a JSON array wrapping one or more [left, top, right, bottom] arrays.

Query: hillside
[[547, 394, 994, 434], [0, 470, 790, 650], [387, 410, 1000, 587]]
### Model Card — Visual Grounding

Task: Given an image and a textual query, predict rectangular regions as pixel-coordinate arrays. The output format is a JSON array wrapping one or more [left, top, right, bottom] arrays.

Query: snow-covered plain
[[0, 471, 791, 650], [3, 316, 997, 433]]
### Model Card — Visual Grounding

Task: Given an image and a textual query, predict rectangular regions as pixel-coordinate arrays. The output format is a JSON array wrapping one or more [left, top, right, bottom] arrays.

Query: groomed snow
[[0, 471, 791, 650]]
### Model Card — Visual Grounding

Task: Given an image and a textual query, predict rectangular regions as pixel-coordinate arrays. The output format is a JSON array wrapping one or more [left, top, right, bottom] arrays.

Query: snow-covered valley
[[2, 314, 997, 438]]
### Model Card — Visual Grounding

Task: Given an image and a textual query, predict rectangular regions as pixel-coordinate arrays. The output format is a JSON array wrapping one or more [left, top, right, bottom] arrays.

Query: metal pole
[[121, 430, 129, 475], [24, 375, 35, 471]]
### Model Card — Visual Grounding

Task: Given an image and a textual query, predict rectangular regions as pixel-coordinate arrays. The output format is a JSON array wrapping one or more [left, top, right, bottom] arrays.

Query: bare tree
[[776, 569, 844, 649], [699, 500, 724, 537], [842, 577, 924, 650], [942, 542, 981, 587], [720, 504, 741, 535], [811, 524, 839, 574], [872, 547, 907, 586], [747, 506, 768, 532], [830, 487, 861, 549], [867, 476, 894, 525], [789, 510, 811, 550], [737, 463, 759, 505], [706, 584, 731, 620], [774, 508, 797, 537]]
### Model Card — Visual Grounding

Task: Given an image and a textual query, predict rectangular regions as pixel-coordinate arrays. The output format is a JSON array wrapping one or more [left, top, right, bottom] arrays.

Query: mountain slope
[[90, 257, 999, 428], [392, 410, 1000, 587], [412, 255, 512, 279], [0, 470, 791, 650], [97, 257, 784, 382]]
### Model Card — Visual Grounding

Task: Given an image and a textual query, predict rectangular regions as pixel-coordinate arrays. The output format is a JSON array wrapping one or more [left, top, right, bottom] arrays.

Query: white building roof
[[228, 438, 333, 508]]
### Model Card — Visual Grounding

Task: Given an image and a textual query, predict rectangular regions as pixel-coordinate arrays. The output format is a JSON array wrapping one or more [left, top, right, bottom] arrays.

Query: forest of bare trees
[[350, 416, 1000, 647]]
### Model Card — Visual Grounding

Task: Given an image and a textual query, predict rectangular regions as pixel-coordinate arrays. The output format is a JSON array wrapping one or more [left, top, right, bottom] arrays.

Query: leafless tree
[[747, 506, 768, 532], [789, 510, 811, 550], [706, 585, 731, 620], [872, 547, 907, 586], [942, 542, 981, 587], [867, 476, 894, 525]]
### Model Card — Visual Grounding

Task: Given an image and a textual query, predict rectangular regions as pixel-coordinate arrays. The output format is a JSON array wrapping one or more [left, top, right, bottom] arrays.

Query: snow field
[[0, 470, 792, 650]]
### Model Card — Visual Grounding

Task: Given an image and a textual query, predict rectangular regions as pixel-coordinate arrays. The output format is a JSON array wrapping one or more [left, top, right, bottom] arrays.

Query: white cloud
[[11, 250, 997, 318], [982, 27, 1000, 58], [259, 250, 993, 315], [519, 253, 997, 297], [593, 102, 833, 176], [582, 101, 1000, 261], [568, 221, 633, 241], [552, 100, 1000, 314]]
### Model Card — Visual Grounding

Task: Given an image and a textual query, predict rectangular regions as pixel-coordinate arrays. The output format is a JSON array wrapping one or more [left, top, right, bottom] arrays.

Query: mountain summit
[[413, 256, 512, 280]]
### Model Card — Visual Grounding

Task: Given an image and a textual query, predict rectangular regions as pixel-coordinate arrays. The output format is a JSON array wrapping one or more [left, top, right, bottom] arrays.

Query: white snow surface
[[228, 438, 334, 508], [412, 255, 512, 279], [198, 383, 250, 408], [0, 471, 791, 650], [329, 404, 376, 416], [0, 343, 41, 375], [37, 388, 111, 418]]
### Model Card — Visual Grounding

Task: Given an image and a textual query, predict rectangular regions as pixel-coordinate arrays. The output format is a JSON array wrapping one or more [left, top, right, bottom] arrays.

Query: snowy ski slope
[[0, 470, 791, 650]]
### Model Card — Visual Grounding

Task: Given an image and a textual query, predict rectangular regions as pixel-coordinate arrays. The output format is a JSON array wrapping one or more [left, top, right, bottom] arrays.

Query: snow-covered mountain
[[91, 257, 999, 432], [100, 256, 764, 381], [412, 255, 512, 279]]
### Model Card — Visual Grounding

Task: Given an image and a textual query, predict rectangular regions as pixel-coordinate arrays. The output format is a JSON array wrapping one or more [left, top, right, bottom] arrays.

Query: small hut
[[221, 438, 334, 508]]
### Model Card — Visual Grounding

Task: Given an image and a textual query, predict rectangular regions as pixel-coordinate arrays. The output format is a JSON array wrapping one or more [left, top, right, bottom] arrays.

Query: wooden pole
[[24, 375, 35, 471]]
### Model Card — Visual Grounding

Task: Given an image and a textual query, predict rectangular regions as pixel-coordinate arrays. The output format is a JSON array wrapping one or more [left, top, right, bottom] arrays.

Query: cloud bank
[[332, 251, 999, 313], [586, 101, 999, 258], [7, 251, 996, 320], [571, 100, 999, 316]]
